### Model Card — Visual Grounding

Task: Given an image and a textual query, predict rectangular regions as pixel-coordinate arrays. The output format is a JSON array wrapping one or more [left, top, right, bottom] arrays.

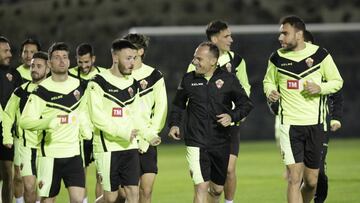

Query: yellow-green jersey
[[263, 42, 343, 125], [132, 64, 167, 151], [2, 82, 40, 147], [187, 51, 251, 97], [69, 66, 106, 81], [16, 64, 32, 83], [87, 69, 141, 153], [19, 76, 92, 158]]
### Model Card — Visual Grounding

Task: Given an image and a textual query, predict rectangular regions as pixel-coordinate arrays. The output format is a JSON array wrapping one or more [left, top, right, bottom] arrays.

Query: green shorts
[[19, 146, 37, 177], [14, 138, 21, 166]]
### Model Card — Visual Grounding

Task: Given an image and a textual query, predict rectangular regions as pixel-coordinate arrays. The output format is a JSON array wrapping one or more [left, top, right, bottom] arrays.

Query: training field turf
[[57, 138, 360, 202]]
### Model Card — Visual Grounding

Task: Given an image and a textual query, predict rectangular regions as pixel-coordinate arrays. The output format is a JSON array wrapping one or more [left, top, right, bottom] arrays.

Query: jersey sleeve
[[235, 59, 251, 97], [19, 94, 53, 131], [78, 89, 93, 140], [263, 60, 279, 98], [319, 54, 343, 95], [1, 92, 20, 145]]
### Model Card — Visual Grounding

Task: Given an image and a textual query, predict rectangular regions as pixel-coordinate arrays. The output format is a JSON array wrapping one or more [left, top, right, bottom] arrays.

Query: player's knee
[[140, 187, 153, 199], [287, 175, 302, 186], [304, 178, 318, 190], [208, 186, 223, 197]]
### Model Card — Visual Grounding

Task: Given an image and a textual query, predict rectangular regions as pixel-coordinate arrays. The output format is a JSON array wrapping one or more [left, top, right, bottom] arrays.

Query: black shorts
[[0, 133, 14, 161], [37, 155, 85, 197], [186, 145, 230, 185], [108, 149, 140, 191], [139, 146, 158, 175], [82, 139, 94, 167], [229, 125, 240, 156], [279, 124, 324, 169]]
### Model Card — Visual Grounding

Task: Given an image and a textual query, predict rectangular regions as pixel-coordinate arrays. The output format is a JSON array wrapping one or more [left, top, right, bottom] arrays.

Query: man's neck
[[51, 73, 68, 82], [204, 66, 216, 78], [293, 41, 306, 52], [110, 65, 125, 78]]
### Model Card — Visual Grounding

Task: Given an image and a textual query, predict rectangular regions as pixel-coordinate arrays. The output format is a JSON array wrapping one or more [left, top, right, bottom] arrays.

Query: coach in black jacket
[[168, 42, 253, 203]]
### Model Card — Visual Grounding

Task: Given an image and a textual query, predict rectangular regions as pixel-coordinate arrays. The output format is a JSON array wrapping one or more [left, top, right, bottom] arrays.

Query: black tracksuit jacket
[[169, 68, 253, 148]]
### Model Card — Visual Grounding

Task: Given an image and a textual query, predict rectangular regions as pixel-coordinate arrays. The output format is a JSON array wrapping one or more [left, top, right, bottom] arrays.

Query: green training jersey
[[69, 66, 106, 81], [87, 69, 141, 153], [263, 42, 343, 125], [187, 51, 251, 96], [16, 64, 31, 83], [19, 76, 92, 158], [132, 63, 168, 151], [2, 82, 40, 147]]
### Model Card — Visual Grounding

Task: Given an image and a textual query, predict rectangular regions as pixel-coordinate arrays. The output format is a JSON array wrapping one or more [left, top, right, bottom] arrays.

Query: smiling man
[[263, 15, 343, 203]]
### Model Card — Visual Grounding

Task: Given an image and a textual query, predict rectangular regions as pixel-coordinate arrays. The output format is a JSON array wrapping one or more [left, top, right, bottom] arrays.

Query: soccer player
[[19, 42, 92, 203], [123, 33, 168, 203], [16, 38, 42, 83], [188, 20, 251, 203], [0, 35, 22, 203], [88, 39, 157, 203], [263, 16, 343, 203], [2, 51, 49, 203], [169, 42, 253, 203], [69, 43, 106, 203]]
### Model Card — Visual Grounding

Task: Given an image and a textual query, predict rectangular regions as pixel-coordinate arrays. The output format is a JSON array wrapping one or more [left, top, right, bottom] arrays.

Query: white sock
[[36, 201, 40, 203], [16, 196, 24, 203], [225, 200, 233, 203], [83, 197, 88, 203]]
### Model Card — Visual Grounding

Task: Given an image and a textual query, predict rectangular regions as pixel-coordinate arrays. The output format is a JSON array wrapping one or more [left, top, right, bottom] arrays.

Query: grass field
[[56, 138, 360, 202]]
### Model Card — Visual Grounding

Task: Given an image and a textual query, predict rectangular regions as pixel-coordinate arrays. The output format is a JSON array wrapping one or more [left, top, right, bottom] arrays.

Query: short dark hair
[[111, 39, 137, 52], [198, 41, 220, 59], [76, 43, 94, 57], [20, 38, 41, 53], [303, 30, 315, 43], [32, 51, 48, 61], [48, 42, 70, 58], [123, 33, 149, 58], [280, 15, 306, 32], [0, 36, 10, 44], [206, 20, 229, 41]]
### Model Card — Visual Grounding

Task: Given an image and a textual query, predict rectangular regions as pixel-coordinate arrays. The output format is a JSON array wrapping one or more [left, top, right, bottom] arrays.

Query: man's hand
[[149, 136, 161, 146], [304, 80, 321, 95], [268, 90, 281, 102], [330, 122, 341, 132], [217, 113, 232, 127], [168, 126, 181, 140], [130, 129, 139, 142]]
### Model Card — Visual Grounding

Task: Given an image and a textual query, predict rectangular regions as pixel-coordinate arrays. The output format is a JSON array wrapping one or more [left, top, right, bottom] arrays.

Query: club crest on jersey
[[6, 73, 13, 81], [287, 80, 299, 89], [73, 90, 80, 101], [225, 63, 232, 72], [215, 79, 224, 89], [128, 87, 134, 97], [140, 79, 148, 90], [305, 57, 314, 68], [112, 108, 123, 117]]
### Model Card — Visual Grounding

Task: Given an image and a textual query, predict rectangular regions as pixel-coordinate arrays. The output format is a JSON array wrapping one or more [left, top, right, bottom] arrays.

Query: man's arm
[[235, 59, 251, 97], [2, 91, 20, 146], [319, 54, 343, 95], [229, 77, 254, 123], [328, 88, 344, 131]]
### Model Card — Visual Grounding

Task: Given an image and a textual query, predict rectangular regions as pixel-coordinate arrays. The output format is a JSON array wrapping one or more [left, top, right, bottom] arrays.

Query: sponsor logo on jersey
[[281, 62, 293, 67], [215, 79, 224, 89], [112, 107, 123, 117], [287, 80, 299, 89], [51, 95, 63, 101], [58, 115, 69, 124]]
